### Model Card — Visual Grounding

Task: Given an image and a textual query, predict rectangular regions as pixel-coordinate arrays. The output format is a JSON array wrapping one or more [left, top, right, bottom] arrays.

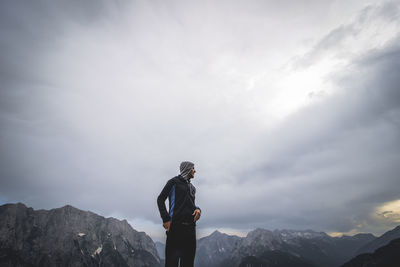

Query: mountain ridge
[[199, 227, 377, 267], [0, 202, 161, 267], [355, 225, 400, 255], [2, 202, 399, 267], [342, 237, 400, 267]]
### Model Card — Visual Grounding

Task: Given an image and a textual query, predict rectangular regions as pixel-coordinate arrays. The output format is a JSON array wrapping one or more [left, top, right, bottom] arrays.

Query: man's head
[[180, 161, 195, 179]]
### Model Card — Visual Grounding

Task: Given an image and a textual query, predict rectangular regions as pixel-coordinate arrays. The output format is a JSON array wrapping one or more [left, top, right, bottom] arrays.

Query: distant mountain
[[331, 233, 378, 259], [355, 225, 400, 254], [0, 203, 161, 267], [341, 237, 400, 267], [239, 250, 316, 267], [197, 228, 376, 267], [195, 230, 241, 267], [155, 241, 165, 260]]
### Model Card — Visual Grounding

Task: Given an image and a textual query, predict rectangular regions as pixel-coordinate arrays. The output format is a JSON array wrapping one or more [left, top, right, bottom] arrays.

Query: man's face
[[189, 168, 196, 178]]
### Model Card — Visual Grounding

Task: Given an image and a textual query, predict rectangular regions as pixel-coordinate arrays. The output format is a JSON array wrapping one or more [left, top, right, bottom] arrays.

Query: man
[[157, 161, 201, 267]]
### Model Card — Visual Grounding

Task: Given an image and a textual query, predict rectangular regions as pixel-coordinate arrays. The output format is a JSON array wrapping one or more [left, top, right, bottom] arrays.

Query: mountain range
[[153, 225, 400, 267], [194, 228, 376, 267], [1, 203, 399, 267]]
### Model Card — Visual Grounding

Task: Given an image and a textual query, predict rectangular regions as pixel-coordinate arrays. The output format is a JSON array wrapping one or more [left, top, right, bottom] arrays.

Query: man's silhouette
[[157, 161, 201, 267]]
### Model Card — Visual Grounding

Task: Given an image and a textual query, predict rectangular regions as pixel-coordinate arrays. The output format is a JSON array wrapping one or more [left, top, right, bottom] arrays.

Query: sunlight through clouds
[[376, 199, 400, 223]]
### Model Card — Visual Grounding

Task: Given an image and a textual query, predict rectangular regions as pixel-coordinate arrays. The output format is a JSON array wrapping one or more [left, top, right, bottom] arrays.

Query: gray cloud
[[292, 1, 400, 69], [215, 34, 400, 234], [1, 0, 400, 240]]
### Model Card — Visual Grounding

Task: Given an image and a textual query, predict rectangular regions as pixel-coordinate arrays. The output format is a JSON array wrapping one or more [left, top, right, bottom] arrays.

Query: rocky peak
[[244, 228, 280, 245], [0, 203, 161, 267], [210, 230, 222, 236], [195, 229, 242, 267]]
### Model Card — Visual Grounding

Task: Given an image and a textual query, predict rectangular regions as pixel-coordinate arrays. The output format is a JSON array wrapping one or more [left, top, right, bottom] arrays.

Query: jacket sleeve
[[157, 179, 174, 223]]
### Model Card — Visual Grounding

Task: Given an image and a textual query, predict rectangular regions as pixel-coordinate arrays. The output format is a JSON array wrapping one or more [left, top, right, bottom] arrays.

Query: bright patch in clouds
[[376, 199, 400, 223], [243, 1, 400, 125], [270, 60, 338, 119]]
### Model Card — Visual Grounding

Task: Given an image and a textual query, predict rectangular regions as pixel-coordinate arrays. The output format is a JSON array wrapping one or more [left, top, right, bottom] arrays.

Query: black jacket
[[157, 175, 201, 224]]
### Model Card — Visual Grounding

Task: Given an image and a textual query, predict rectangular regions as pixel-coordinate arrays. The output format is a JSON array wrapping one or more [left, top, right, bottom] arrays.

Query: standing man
[[157, 161, 201, 267]]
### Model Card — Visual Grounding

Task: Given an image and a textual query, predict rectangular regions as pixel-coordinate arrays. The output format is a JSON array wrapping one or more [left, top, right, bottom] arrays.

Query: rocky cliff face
[[0, 203, 161, 267], [195, 230, 242, 267]]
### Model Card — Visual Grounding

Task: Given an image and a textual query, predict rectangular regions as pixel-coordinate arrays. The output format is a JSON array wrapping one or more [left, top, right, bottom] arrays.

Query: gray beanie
[[180, 161, 194, 179]]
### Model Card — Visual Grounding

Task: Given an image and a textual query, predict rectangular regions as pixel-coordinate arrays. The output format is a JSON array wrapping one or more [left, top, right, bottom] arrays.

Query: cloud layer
[[1, 0, 399, 240]]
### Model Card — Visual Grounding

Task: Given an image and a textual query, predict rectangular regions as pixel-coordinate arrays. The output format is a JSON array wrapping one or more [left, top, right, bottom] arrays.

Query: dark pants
[[165, 222, 196, 267]]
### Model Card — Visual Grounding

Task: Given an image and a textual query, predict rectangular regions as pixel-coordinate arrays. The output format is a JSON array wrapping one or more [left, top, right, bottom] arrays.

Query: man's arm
[[157, 179, 174, 223]]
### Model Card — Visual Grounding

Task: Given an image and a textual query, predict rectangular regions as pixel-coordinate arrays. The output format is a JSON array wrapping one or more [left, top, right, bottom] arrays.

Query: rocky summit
[[0, 203, 161, 267]]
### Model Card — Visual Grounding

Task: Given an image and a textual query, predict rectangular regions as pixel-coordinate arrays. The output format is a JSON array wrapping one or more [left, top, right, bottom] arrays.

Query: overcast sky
[[1, 0, 400, 242]]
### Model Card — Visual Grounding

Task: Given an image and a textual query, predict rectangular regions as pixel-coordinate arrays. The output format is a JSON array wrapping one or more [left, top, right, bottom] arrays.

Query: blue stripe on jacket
[[169, 184, 176, 222]]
